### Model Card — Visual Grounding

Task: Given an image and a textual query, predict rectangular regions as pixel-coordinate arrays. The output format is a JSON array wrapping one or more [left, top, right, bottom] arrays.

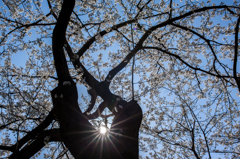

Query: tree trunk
[[51, 0, 142, 157], [51, 83, 142, 158]]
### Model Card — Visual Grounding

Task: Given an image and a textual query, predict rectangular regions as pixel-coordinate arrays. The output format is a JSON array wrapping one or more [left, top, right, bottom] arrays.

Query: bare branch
[[233, 17, 240, 91]]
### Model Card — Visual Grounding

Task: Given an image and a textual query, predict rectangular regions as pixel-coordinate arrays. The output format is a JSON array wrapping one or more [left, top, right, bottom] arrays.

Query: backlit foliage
[[0, 0, 240, 158]]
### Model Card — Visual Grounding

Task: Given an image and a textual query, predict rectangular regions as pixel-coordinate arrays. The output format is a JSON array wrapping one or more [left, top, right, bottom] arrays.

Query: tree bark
[[51, 0, 143, 158], [51, 84, 142, 159]]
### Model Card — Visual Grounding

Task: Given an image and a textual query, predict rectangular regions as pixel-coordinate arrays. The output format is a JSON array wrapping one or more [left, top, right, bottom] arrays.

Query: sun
[[99, 125, 107, 135]]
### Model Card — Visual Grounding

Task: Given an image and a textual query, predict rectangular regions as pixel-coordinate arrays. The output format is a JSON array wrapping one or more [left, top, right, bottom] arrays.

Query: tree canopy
[[0, 0, 240, 158]]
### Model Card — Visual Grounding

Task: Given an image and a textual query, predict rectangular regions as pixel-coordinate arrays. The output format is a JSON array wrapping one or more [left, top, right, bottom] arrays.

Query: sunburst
[[99, 125, 107, 135]]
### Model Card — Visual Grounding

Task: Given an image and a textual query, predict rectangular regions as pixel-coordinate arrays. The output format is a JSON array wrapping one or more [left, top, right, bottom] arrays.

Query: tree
[[0, 0, 239, 158]]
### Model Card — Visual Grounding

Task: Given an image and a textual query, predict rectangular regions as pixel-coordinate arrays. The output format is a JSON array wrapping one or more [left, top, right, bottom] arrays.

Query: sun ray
[[99, 125, 107, 134], [80, 133, 101, 154], [111, 112, 141, 128], [106, 134, 123, 157], [109, 131, 138, 141]]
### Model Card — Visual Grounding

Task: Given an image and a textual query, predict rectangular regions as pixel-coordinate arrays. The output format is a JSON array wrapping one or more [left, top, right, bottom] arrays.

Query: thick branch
[[9, 129, 61, 159], [135, 0, 152, 18], [149, 5, 236, 32], [51, 83, 99, 159], [105, 5, 233, 85], [84, 101, 107, 120], [106, 44, 142, 86], [64, 36, 119, 110], [9, 110, 55, 156], [64, 41, 99, 89], [52, 0, 75, 84], [83, 89, 97, 114], [234, 17, 240, 91], [76, 19, 138, 58], [143, 46, 233, 79], [0, 145, 14, 152], [0, 13, 54, 44]]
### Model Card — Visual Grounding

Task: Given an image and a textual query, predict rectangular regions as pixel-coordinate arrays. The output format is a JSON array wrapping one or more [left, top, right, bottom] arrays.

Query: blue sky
[[0, 0, 240, 158]]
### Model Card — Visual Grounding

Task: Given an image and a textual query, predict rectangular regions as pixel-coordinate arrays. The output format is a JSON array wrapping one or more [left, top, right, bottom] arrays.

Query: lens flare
[[99, 126, 107, 135]]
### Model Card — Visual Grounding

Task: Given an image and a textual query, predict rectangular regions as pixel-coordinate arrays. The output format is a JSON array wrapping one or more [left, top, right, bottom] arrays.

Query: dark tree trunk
[[50, 0, 143, 158], [51, 84, 142, 159]]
